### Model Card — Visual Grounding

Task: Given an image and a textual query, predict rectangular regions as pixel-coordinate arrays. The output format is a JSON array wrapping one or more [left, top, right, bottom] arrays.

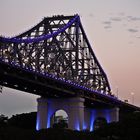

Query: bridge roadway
[[0, 60, 139, 113]]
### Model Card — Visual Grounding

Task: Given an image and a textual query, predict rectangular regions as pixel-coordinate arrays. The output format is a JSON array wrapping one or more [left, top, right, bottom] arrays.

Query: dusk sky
[[0, 0, 140, 117]]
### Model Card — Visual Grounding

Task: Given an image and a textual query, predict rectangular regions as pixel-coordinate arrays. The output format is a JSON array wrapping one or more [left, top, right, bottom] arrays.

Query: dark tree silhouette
[[0, 114, 8, 127], [8, 112, 36, 129]]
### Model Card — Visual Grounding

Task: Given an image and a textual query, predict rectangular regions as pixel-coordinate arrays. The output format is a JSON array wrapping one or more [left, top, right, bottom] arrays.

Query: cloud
[[104, 26, 112, 29], [136, 36, 140, 39], [102, 21, 111, 25], [102, 21, 112, 29], [128, 41, 134, 44], [110, 17, 122, 21], [127, 16, 140, 21], [118, 12, 125, 16], [128, 28, 139, 33], [89, 13, 94, 17]]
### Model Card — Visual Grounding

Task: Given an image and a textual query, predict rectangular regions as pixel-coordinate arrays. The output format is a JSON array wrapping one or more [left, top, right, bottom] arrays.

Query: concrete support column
[[67, 97, 85, 130], [109, 107, 119, 122], [84, 107, 91, 130], [36, 98, 48, 130]]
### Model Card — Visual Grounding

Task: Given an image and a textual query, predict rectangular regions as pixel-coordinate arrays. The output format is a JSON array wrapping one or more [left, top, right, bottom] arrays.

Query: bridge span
[[0, 14, 139, 131]]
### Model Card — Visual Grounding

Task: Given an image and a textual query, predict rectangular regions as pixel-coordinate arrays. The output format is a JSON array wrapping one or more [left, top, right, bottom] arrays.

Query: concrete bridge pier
[[36, 97, 119, 131], [36, 97, 85, 130], [84, 107, 119, 131]]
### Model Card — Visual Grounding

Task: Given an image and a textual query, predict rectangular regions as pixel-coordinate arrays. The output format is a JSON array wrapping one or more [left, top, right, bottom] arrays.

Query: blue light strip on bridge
[[0, 56, 121, 103], [0, 15, 79, 44], [0, 14, 121, 102]]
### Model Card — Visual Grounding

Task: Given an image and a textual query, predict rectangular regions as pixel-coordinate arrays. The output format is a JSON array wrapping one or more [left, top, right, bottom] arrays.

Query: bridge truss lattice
[[0, 14, 111, 95]]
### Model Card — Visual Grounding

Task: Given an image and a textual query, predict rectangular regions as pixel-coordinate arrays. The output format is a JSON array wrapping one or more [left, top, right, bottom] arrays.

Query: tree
[[8, 112, 36, 129], [0, 114, 8, 127], [53, 119, 68, 129]]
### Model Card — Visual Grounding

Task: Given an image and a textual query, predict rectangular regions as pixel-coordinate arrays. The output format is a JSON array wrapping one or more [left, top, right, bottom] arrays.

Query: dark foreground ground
[[0, 112, 140, 140]]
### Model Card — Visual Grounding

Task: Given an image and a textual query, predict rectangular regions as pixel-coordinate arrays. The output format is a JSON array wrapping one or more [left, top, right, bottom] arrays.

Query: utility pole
[[116, 86, 119, 98], [131, 92, 135, 104]]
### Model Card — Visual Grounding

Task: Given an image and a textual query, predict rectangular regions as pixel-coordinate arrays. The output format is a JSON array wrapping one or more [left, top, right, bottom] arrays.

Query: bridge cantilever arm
[[78, 18, 111, 92], [0, 15, 80, 44]]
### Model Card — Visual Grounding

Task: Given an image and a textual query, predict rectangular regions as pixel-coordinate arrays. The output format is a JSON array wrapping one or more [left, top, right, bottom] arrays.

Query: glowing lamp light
[[83, 122, 87, 130], [90, 111, 96, 131], [47, 108, 53, 128], [36, 120, 40, 131], [104, 110, 111, 123], [36, 114, 40, 131], [75, 122, 80, 131]]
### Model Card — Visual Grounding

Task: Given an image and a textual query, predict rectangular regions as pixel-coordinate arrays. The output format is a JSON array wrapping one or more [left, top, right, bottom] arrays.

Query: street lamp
[[116, 86, 119, 98], [131, 92, 135, 104]]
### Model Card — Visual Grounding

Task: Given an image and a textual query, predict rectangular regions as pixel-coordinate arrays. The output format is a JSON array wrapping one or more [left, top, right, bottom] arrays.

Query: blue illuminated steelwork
[[0, 57, 121, 103], [0, 14, 122, 104], [0, 15, 79, 44]]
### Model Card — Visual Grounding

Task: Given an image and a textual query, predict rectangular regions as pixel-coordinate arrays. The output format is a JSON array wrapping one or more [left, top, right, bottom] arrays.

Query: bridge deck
[[0, 61, 139, 112]]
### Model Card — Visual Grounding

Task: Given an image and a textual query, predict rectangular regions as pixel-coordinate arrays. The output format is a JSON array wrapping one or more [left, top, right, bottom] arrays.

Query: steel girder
[[0, 15, 111, 94]]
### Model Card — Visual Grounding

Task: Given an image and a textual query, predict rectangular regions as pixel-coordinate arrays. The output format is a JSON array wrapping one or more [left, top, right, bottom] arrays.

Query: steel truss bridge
[[0, 14, 139, 111]]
